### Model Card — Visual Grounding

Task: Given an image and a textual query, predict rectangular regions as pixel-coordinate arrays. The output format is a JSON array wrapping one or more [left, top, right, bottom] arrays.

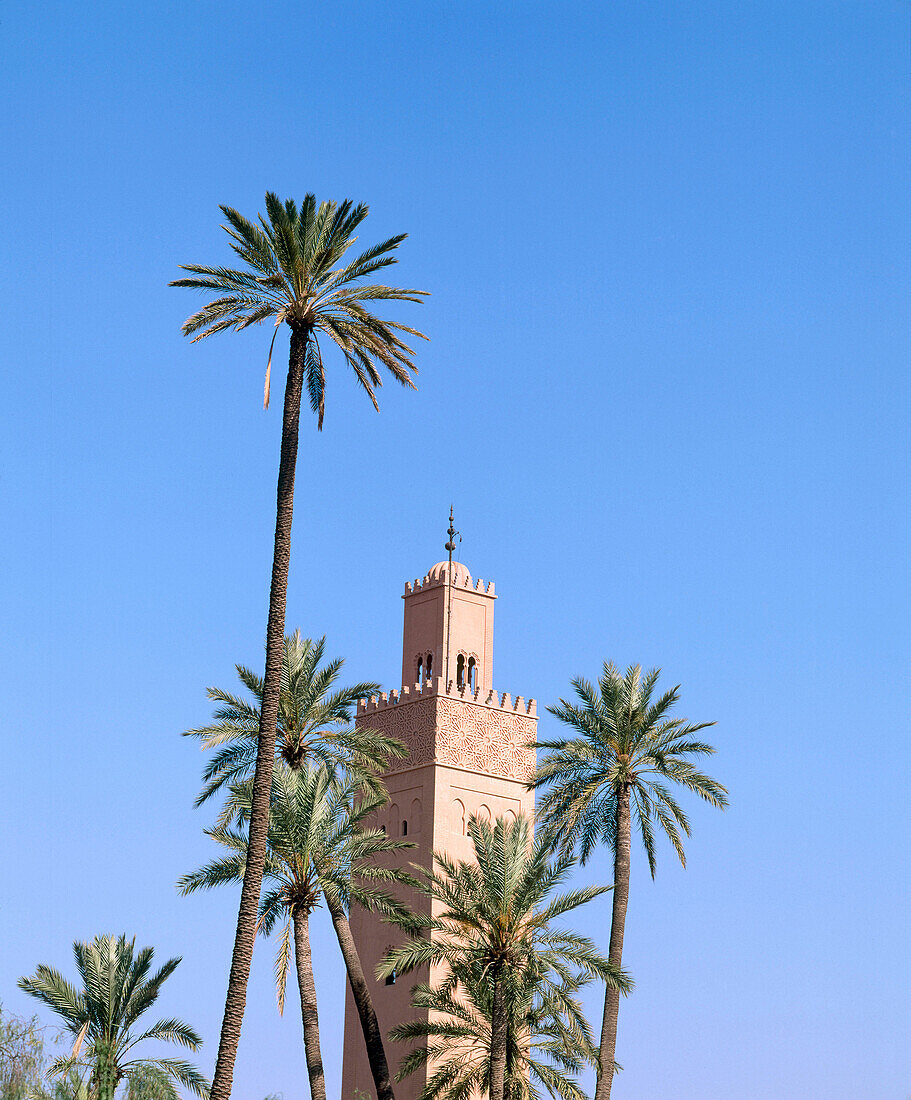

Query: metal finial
[[445, 505, 456, 554], [443, 505, 460, 691]]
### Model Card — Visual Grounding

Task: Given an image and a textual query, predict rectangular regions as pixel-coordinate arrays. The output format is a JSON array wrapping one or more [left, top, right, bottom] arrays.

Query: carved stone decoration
[[356, 696, 437, 769], [436, 697, 536, 782], [357, 692, 535, 782]]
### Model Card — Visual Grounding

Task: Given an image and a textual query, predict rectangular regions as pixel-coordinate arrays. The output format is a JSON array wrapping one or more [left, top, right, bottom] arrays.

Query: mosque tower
[[340, 521, 537, 1100]]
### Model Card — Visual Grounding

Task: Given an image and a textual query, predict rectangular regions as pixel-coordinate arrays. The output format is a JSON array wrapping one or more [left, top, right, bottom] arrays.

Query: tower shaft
[[340, 559, 537, 1100]]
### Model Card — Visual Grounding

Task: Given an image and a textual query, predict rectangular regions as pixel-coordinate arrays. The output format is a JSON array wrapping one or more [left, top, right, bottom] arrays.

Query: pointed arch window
[[467, 656, 477, 692], [456, 653, 465, 689]]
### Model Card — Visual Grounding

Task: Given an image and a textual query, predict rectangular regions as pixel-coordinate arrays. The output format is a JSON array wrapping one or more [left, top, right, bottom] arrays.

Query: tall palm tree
[[18, 935, 209, 1100], [390, 953, 600, 1100], [183, 631, 396, 818], [532, 663, 728, 1100], [378, 814, 629, 1100], [179, 764, 415, 1100], [172, 193, 427, 1100]]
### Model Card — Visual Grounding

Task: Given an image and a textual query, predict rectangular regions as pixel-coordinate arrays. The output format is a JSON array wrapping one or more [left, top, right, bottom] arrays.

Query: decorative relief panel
[[436, 697, 536, 781], [356, 697, 436, 769], [357, 694, 536, 781]]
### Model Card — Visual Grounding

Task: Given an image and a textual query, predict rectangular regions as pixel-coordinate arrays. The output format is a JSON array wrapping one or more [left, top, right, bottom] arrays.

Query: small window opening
[[416, 656, 423, 685], [380, 825, 386, 834], [402, 820, 408, 836], [456, 653, 465, 689], [385, 970, 396, 986], [468, 657, 477, 692], [426, 652, 433, 680]]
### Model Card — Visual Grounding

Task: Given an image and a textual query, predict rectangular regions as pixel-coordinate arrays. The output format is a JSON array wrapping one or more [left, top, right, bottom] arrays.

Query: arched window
[[402, 820, 408, 836], [416, 656, 423, 685], [426, 652, 433, 680], [478, 804, 492, 825], [467, 656, 477, 692], [452, 798, 466, 835], [456, 653, 465, 689]]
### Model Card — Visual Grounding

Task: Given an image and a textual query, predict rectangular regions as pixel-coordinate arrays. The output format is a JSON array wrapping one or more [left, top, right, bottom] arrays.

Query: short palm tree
[[379, 814, 629, 1100], [172, 192, 427, 1100], [184, 631, 396, 817], [533, 663, 728, 1100], [179, 764, 415, 1100], [18, 935, 209, 1100], [390, 952, 599, 1100]]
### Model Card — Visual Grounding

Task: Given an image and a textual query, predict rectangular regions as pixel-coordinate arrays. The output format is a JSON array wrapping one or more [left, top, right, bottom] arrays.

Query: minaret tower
[[340, 525, 537, 1100]]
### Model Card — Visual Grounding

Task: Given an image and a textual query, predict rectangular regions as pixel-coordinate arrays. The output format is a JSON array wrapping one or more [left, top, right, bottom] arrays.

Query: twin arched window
[[416, 652, 434, 686], [456, 654, 478, 691]]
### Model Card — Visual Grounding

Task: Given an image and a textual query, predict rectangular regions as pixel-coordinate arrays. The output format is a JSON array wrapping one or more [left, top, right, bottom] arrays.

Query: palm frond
[[173, 191, 427, 421], [535, 662, 725, 876]]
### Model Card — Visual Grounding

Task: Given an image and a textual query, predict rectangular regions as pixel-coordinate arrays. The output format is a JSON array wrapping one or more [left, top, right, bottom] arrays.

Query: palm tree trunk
[[91, 1047, 119, 1100], [593, 787, 631, 1100], [324, 893, 396, 1100], [210, 325, 309, 1100], [293, 909, 327, 1100], [488, 970, 508, 1100]]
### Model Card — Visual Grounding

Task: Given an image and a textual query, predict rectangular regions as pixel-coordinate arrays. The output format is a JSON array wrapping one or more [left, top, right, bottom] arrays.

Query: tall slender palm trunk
[[210, 325, 309, 1100], [293, 909, 327, 1100], [324, 893, 396, 1100], [488, 970, 508, 1100], [594, 787, 631, 1100]]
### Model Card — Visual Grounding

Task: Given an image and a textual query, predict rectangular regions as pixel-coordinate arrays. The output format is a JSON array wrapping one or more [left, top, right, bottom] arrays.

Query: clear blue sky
[[1, 2, 908, 1097]]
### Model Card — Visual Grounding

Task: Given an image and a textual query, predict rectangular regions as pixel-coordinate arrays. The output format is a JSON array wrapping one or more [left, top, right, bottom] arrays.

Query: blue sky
[[1, 2, 908, 1097]]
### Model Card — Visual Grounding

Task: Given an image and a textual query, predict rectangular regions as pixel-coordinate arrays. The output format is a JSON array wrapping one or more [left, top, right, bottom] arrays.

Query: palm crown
[[179, 764, 416, 1100], [179, 763, 416, 1013], [390, 952, 600, 1100], [18, 935, 209, 1100], [379, 815, 629, 1100], [183, 631, 401, 816], [534, 662, 728, 875], [171, 192, 428, 425]]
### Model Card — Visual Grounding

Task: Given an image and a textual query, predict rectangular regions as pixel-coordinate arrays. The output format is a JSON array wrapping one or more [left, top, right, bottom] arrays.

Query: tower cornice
[[403, 569, 496, 598], [356, 678, 537, 782], [357, 675, 536, 718]]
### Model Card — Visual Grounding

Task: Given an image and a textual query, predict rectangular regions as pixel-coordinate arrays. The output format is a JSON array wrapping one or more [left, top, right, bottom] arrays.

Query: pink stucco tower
[[340, 555, 538, 1100]]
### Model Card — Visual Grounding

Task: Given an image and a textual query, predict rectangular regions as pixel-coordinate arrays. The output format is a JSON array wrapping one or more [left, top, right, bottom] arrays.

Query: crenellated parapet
[[404, 570, 496, 598], [356, 674, 537, 782], [357, 675, 536, 717]]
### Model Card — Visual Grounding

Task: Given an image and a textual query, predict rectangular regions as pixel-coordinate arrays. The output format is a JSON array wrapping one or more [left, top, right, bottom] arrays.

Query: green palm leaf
[[183, 630, 398, 816], [381, 814, 630, 1100], [532, 661, 726, 1100], [172, 191, 427, 419], [19, 937, 209, 1099]]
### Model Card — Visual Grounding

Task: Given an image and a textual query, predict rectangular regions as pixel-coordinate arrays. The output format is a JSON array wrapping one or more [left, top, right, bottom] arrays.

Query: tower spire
[[444, 506, 458, 688], [445, 505, 457, 559]]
